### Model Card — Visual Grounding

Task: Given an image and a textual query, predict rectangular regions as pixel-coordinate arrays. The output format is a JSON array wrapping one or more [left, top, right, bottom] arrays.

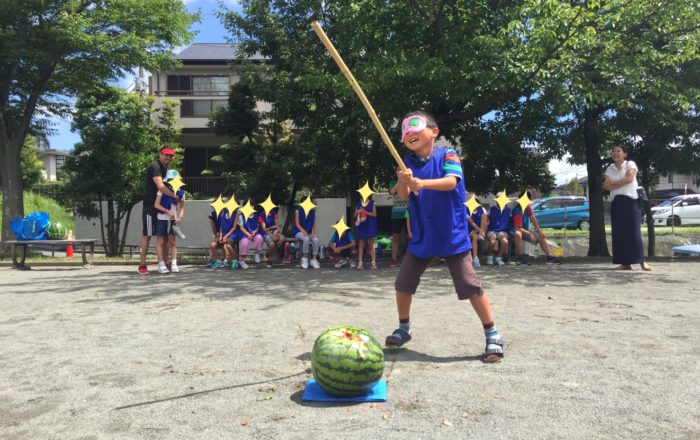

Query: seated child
[[468, 201, 488, 268], [486, 200, 511, 266], [330, 228, 356, 268]]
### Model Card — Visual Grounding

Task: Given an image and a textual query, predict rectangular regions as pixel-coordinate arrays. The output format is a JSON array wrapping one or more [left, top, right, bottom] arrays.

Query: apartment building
[[149, 43, 267, 196]]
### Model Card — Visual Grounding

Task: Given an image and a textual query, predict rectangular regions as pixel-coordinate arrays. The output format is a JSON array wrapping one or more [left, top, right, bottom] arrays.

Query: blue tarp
[[10, 211, 50, 241]]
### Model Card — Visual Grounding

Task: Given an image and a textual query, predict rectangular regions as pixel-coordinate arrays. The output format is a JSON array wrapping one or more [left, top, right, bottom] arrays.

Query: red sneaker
[[137, 264, 149, 275], [389, 258, 398, 268]]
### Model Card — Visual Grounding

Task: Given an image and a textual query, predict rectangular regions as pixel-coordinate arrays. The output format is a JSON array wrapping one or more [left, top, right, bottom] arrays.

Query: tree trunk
[[643, 188, 655, 257], [119, 206, 133, 256], [106, 200, 117, 257], [0, 135, 25, 244], [582, 108, 610, 257]]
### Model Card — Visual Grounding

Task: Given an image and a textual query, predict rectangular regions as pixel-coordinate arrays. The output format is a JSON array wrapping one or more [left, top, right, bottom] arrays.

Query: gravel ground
[[1, 259, 698, 439]]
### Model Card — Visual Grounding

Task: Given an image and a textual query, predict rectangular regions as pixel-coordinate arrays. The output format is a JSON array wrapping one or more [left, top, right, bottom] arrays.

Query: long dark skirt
[[610, 195, 645, 265]]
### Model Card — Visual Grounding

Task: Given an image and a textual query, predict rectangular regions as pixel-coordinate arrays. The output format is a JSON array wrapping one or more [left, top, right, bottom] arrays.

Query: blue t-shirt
[[487, 205, 512, 233], [220, 208, 239, 240], [160, 188, 185, 211], [330, 230, 355, 248], [239, 212, 262, 236], [355, 199, 378, 239], [293, 207, 315, 235], [470, 206, 487, 230], [259, 210, 279, 231], [209, 209, 221, 233], [404, 147, 471, 258]]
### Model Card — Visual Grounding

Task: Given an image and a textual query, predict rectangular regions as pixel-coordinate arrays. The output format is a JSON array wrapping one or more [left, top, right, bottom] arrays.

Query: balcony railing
[[182, 176, 228, 197]]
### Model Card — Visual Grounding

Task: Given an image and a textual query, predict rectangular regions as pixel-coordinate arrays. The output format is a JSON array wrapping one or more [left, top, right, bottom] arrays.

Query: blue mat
[[302, 379, 387, 402]]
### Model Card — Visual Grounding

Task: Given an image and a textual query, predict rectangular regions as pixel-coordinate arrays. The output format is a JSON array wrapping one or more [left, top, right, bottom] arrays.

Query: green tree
[[565, 177, 584, 196], [61, 87, 181, 256], [222, 0, 584, 200], [612, 61, 700, 256], [0, 0, 195, 243], [539, 1, 700, 256]]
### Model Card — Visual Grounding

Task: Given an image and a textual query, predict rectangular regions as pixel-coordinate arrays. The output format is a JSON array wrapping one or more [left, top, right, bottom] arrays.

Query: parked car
[[651, 194, 700, 226], [530, 196, 590, 230]]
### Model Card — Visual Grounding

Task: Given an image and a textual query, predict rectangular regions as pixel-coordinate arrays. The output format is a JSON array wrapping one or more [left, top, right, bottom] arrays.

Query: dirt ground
[[1, 258, 698, 439]]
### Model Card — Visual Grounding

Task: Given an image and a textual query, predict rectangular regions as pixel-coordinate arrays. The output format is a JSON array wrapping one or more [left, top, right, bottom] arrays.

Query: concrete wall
[[75, 198, 347, 250]]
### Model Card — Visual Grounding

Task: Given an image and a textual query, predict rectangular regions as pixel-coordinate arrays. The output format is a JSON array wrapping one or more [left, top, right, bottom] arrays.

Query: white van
[[651, 195, 700, 226]]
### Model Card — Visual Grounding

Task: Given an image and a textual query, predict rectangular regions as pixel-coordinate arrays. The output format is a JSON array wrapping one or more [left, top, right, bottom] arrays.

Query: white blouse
[[605, 160, 638, 201]]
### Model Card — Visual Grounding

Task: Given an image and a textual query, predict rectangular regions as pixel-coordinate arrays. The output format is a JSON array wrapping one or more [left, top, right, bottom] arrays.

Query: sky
[[48, 0, 581, 185]]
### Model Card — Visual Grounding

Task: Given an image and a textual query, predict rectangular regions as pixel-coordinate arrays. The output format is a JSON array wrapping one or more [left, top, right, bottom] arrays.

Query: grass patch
[[0, 191, 75, 232]]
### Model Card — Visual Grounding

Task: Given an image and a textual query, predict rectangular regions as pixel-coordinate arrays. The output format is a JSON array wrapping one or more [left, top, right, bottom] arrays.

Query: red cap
[[160, 147, 175, 156]]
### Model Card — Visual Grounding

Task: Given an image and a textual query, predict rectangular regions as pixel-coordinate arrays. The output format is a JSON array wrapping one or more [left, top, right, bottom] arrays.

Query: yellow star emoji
[[464, 193, 482, 215], [168, 175, 186, 194], [298, 195, 316, 217], [239, 199, 257, 220], [356, 181, 375, 206], [494, 190, 511, 212], [517, 191, 532, 212], [260, 194, 278, 217], [210, 194, 225, 218], [332, 216, 351, 239], [223, 195, 240, 217]]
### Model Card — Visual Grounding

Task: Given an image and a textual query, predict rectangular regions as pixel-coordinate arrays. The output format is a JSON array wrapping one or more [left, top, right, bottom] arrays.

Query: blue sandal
[[385, 328, 412, 348], [484, 336, 504, 363]]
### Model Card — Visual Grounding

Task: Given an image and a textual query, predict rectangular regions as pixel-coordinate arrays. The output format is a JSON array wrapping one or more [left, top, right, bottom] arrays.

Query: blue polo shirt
[[469, 206, 487, 229], [219, 208, 239, 240], [487, 205, 512, 233], [239, 212, 262, 236], [330, 230, 355, 247], [293, 207, 315, 235], [404, 147, 470, 258], [209, 209, 221, 233]]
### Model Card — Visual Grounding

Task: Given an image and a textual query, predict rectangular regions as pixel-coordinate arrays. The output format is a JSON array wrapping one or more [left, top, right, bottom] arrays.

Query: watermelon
[[311, 326, 384, 397], [48, 221, 66, 240]]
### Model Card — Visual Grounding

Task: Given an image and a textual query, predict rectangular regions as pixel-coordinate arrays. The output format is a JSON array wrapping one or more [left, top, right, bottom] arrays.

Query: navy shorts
[[155, 219, 174, 236]]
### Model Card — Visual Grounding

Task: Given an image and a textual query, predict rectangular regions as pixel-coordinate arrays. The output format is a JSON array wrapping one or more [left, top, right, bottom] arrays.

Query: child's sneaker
[[170, 263, 180, 273], [350, 260, 357, 269], [517, 255, 530, 266], [301, 257, 309, 269], [472, 256, 481, 268], [356, 261, 364, 270], [389, 258, 398, 268], [238, 259, 249, 270], [254, 253, 261, 264], [137, 264, 149, 275], [546, 256, 561, 265], [310, 258, 321, 269], [157, 265, 170, 274], [205, 260, 215, 267], [495, 257, 505, 266], [210, 260, 224, 269], [334, 258, 349, 268], [486, 256, 494, 266], [231, 261, 239, 270], [370, 262, 378, 270]]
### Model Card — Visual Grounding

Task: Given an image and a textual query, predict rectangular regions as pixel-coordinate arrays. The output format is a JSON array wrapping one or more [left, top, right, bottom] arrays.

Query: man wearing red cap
[[138, 147, 180, 275]]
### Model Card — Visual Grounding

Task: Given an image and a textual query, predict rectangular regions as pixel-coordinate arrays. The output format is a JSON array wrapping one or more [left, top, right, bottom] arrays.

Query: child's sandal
[[385, 328, 411, 348], [484, 336, 504, 363]]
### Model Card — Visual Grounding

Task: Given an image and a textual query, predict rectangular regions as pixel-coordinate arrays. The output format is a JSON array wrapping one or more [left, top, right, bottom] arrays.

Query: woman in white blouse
[[602, 145, 652, 271]]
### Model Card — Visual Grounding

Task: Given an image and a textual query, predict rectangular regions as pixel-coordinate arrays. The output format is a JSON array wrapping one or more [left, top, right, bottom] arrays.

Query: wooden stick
[[311, 20, 407, 172]]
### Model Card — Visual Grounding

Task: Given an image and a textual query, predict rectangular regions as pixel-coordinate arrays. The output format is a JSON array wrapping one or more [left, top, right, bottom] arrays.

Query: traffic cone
[[66, 243, 74, 257]]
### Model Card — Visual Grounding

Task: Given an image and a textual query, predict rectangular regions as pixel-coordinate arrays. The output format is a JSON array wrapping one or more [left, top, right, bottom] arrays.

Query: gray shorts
[[395, 251, 484, 300], [518, 230, 541, 244], [487, 231, 508, 240], [264, 233, 284, 245]]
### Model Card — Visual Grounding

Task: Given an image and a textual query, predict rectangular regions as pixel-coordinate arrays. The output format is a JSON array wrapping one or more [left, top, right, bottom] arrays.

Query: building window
[[667, 174, 673, 184], [192, 76, 229, 96], [166, 75, 191, 96], [183, 147, 221, 176], [55, 155, 67, 171], [180, 99, 228, 117]]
